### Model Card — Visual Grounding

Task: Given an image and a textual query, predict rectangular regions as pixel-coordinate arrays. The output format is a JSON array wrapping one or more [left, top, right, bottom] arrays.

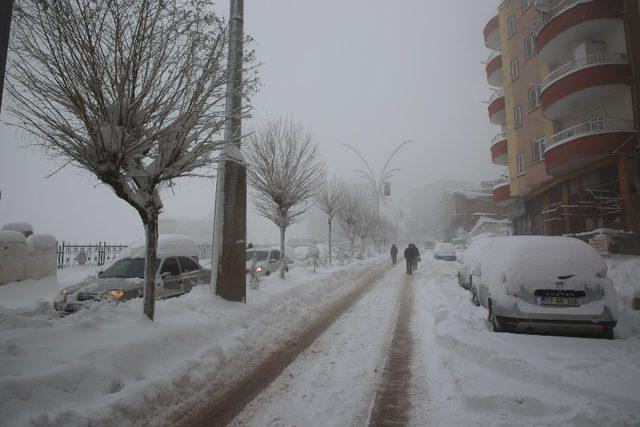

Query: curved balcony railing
[[539, 0, 596, 28], [487, 50, 501, 64], [491, 131, 507, 147], [488, 89, 504, 104], [544, 119, 636, 152], [493, 174, 510, 190], [540, 53, 628, 92]]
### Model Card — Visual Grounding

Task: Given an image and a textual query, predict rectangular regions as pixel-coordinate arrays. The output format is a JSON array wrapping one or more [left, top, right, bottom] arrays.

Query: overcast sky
[[0, 0, 501, 244]]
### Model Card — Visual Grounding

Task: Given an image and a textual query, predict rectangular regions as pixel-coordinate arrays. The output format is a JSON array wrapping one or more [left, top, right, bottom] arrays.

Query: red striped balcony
[[540, 53, 630, 120], [490, 132, 508, 166], [483, 15, 501, 50], [493, 177, 512, 205], [488, 90, 506, 125], [537, 0, 624, 65], [544, 119, 637, 176], [486, 50, 503, 87]]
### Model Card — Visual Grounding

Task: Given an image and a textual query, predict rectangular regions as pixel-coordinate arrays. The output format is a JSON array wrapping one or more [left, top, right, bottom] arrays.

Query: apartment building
[[483, 0, 640, 247]]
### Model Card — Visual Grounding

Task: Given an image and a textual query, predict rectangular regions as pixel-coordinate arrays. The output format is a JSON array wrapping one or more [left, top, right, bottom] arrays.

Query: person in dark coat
[[390, 244, 398, 265], [404, 243, 417, 275]]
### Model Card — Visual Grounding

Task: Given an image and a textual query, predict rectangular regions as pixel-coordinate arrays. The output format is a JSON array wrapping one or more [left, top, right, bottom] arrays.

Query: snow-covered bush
[[0, 231, 28, 285]]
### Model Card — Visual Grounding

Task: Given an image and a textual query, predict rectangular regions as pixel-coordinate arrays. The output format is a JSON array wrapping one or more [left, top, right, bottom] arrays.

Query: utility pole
[[211, 0, 246, 302], [0, 0, 14, 113]]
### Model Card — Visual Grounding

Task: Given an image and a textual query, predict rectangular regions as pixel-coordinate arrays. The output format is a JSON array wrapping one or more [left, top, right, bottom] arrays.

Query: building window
[[517, 153, 526, 175], [511, 58, 520, 81], [532, 138, 544, 164], [514, 104, 523, 127], [507, 15, 517, 38], [522, 0, 534, 11], [525, 34, 536, 59], [528, 85, 541, 111]]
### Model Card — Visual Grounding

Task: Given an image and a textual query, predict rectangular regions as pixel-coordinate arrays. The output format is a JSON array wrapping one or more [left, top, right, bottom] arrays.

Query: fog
[[0, 0, 500, 245]]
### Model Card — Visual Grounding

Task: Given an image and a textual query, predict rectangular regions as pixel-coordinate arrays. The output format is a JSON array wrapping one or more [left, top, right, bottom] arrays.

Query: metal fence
[[56, 241, 214, 269]]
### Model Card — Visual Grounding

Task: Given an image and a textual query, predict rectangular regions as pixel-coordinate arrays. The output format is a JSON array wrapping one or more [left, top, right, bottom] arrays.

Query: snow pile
[[0, 231, 28, 285], [26, 234, 57, 280], [1, 222, 33, 237], [411, 255, 640, 426], [606, 255, 640, 338], [0, 257, 386, 426]]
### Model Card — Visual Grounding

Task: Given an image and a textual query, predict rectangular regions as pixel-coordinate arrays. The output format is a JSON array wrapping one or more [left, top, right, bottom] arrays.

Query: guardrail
[[491, 131, 507, 147], [539, 0, 595, 28], [544, 119, 636, 152], [540, 53, 628, 92], [487, 50, 501, 64], [56, 242, 214, 269], [488, 89, 504, 104]]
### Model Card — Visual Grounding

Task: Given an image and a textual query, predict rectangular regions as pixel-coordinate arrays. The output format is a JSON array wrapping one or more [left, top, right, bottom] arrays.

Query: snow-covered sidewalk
[[0, 258, 386, 426], [411, 255, 640, 426]]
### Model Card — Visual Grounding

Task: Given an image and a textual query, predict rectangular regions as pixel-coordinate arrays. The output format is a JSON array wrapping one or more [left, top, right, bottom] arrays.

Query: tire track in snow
[[179, 263, 396, 427], [368, 273, 414, 426]]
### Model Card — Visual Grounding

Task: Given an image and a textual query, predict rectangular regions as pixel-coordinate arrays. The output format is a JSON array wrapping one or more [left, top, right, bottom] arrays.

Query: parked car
[[245, 246, 294, 277], [54, 241, 210, 313], [422, 236, 437, 250], [433, 243, 456, 261], [458, 235, 496, 292], [473, 236, 618, 338]]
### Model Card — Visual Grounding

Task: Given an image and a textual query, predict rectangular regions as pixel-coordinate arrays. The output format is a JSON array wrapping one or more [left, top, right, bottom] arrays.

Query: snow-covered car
[[54, 236, 210, 313], [422, 236, 437, 250], [458, 236, 496, 291], [245, 246, 294, 277], [475, 236, 618, 338], [433, 243, 456, 261]]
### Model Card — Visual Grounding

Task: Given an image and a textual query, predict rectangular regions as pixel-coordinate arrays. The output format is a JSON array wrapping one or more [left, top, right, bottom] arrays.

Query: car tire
[[488, 301, 503, 332], [603, 329, 614, 340], [265, 271, 271, 276]]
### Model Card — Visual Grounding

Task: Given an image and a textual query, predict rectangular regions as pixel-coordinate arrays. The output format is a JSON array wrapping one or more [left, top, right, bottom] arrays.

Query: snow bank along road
[[204, 254, 640, 426]]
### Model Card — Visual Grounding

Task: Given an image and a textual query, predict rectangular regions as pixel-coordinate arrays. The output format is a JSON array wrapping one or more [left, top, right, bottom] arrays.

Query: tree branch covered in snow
[[338, 188, 367, 259], [245, 118, 325, 278], [6, 0, 258, 319]]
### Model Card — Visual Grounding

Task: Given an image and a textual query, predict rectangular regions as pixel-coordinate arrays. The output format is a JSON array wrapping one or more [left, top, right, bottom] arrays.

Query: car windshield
[[101, 258, 159, 279], [246, 250, 269, 262]]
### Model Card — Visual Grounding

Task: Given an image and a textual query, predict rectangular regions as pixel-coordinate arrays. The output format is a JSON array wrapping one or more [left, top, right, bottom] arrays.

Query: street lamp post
[[211, 0, 246, 302], [341, 140, 412, 219]]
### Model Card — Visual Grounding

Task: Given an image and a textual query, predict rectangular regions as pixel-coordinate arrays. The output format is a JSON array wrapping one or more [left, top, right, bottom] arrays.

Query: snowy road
[[220, 254, 640, 426]]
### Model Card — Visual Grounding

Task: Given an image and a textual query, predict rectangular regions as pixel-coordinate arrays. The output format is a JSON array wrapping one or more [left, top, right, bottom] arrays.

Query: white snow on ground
[[0, 258, 386, 426], [411, 253, 640, 426], [231, 264, 406, 427]]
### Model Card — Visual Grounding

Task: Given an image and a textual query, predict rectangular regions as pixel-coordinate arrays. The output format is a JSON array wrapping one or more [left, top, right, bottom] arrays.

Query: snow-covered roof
[[1, 223, 33, 235], [468, 216, 511, 237], [121, 235, 199, 258], [26, 234, 57, 250]]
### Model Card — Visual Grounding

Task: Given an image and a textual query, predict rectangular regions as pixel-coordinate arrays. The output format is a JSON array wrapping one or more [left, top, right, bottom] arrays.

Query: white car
[[246, 246, 294, 277], [433, 243, 456, 261], [473, 236, 618, 338], [458, 236, 496, 292]]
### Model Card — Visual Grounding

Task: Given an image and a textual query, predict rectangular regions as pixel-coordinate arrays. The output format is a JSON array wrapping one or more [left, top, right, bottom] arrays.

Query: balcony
[[493, 176, 512, 205], [485, 50, 503, 87], [540, 53, 630, 120], [483, 15, 501, 50], [488, 90, 506, 125], [490, 132, 508, 166], [544, 119, 638, 176], [537, 0, 624, 65]]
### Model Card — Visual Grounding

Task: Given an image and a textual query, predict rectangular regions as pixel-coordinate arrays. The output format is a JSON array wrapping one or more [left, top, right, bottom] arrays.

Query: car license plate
[[540, 296, 580, 306]]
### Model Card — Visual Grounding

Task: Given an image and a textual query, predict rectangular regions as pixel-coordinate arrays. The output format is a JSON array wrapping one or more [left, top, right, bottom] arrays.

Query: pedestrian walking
[[404, 243, 418, 275], [390, 243, 398, 265]]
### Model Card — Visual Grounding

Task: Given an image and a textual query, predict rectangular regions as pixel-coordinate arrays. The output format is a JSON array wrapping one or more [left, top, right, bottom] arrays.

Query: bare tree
[[354, 204, 376, 258], [338, 188, 365, 260], [7, 0, 257, 320], [315, 176, 343, 265], [245, 118, 325, 279]]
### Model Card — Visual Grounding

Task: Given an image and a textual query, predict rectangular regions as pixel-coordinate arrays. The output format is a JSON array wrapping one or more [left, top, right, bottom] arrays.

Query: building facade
[[483, 0, 640, 248]]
